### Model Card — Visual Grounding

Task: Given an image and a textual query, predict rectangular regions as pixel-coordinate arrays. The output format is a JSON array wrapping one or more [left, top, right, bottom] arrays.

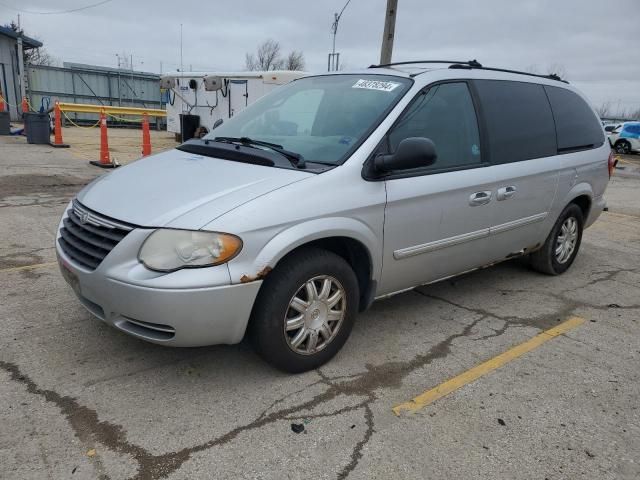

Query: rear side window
[[474, 80, 556, 164], [544, 86, 605, 152]]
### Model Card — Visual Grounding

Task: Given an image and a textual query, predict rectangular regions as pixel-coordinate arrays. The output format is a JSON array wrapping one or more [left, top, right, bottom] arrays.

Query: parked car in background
[[609, 122, 640, 154], [56, 61, 612, 373], [604, 124, 621, 136]]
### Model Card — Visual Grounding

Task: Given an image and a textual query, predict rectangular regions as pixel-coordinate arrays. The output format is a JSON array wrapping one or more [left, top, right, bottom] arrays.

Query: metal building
[[0, 25, 42, 120], [27, 63, 163, 124]]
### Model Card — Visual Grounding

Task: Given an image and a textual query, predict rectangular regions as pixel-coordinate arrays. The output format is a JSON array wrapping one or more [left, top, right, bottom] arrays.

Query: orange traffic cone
[[50, 101, 69, 148], [21, 97, 29, 136], [90, 110, 117, 168], [141, 112, 151, 157], [0, 95, 5, 112]]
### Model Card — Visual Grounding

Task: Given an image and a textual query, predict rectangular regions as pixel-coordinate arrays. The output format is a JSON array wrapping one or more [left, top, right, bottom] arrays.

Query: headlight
[[138, 229, 242, 272]]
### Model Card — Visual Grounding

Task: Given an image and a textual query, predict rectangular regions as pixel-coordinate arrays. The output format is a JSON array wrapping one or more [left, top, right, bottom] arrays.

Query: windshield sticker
[[352, 79, 400, 92]]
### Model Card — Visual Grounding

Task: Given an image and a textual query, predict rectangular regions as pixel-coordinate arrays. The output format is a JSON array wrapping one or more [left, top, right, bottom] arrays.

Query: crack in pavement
[[0, 314, 491, 480], [0, 246, 52, 270], [2, 261, 638, 479]]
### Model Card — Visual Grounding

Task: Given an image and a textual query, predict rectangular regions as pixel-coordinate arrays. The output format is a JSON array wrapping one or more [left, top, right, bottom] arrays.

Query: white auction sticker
[[352, 79, 400, 92]]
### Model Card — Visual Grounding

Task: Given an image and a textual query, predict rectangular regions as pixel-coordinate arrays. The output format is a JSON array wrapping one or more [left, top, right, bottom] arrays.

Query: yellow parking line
[[616, 157, 639, 165], [0, 262, 58, 274], [392, 316, 586, 416]]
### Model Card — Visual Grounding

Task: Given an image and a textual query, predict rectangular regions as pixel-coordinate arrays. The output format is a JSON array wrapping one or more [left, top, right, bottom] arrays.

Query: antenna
[[180, 23, 183, 73]]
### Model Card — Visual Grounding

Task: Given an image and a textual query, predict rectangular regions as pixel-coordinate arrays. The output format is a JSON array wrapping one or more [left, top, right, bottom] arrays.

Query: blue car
[[609, 122, 640, 154]]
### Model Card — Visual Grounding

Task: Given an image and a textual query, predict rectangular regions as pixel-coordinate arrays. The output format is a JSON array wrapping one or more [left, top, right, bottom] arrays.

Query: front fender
[[226, 217, 381, 285]]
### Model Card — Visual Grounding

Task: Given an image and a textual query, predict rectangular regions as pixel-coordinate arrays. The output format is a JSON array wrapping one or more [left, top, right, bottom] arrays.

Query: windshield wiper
[[211, 136, 306, 169]]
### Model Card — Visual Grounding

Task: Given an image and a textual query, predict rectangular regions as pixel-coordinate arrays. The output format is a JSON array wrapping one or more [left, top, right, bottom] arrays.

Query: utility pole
[[116, 54, 122, 107], [17, 36, 26, 102], [130, 53, 134, 105], [16, 12, 25, 104], [379, 0, 398, 65]]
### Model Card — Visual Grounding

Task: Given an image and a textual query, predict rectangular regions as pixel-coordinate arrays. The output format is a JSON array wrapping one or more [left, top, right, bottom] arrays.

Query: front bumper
[[55, 209, 261, 347]]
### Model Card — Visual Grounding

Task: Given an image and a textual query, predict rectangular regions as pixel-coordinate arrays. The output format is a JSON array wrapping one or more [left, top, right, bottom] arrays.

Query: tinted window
[[544, 86, 605, 151], [474, 80, 556, 164], [388, 82, 482, 171], [622, 123, 640, 137]]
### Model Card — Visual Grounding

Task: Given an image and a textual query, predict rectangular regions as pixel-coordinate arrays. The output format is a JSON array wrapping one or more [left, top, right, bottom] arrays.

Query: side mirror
[[375, 137, 437, 173]]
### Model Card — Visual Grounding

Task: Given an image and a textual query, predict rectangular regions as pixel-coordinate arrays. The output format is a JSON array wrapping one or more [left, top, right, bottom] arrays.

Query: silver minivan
[[56, 61, 614, 372]]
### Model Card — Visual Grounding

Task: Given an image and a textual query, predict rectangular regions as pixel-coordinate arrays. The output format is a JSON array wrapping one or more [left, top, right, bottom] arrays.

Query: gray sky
[[2, 0, 639, 116]]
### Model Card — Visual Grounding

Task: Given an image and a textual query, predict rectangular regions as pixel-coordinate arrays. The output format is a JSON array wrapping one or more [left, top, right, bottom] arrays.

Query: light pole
[[328, 0, 352, 71], [115, 53, 122, 106]]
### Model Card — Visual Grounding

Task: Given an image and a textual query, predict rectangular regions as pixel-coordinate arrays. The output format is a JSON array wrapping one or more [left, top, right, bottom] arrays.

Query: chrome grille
[[58, 200, 134, 270]]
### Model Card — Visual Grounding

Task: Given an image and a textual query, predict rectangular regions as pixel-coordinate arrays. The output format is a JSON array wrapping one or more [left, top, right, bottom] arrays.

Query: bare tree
[[596, 101, 612, 118], [284, 51, 305, 71], [546, 63, 567, 79], [245, 40, 305, 71], [631, 107, 640, 121], [25, 48, 58, 66], [245, 39, 284, 71]]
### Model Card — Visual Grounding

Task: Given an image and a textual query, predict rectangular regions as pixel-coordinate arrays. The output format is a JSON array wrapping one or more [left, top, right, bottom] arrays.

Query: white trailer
[[160, 70, 307, 140]]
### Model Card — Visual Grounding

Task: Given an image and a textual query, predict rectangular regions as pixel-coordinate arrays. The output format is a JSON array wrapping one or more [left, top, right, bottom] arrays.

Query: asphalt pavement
[[1, 136, 639, 480]]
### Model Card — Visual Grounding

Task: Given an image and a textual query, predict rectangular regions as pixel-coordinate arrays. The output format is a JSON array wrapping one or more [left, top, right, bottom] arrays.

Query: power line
[[0, 0, 113, 15]]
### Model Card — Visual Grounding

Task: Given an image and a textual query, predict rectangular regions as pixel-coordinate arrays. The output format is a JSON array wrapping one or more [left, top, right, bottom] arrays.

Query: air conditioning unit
[[204, 76, 223, 91], [160, 76, 176, 89]]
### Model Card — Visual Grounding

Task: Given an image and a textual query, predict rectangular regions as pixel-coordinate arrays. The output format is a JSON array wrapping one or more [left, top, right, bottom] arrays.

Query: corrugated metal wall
[[27, 63, 163, 123]]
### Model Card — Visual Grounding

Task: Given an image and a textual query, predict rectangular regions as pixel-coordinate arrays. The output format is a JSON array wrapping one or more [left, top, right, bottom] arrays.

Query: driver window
[[388, 82, 482, 170]]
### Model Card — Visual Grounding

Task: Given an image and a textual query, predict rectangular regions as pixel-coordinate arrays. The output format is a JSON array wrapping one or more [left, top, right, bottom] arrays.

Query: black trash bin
[[24, 112, 51, 144], [0, 111, 10, 135]]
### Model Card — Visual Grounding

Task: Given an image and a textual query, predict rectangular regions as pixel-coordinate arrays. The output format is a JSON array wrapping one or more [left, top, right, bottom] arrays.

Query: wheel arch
[[569, 193, 592, 220], [558, 182, 594, 219], [237, 218, 380, 312]]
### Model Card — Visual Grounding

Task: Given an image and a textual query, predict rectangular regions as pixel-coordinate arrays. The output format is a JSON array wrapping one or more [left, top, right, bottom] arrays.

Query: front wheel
[[615, 140, 631, 155], [529, 204, 584, 275], [249, 248, 359, 373]]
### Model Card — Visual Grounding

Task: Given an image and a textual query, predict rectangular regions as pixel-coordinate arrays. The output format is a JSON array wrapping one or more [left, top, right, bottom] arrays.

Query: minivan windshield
[[204, 74, 412, 165]]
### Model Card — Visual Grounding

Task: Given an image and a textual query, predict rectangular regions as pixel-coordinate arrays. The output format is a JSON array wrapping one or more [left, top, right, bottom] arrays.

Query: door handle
[[496, 185, 517, 201], [469, 190, 492, 206]]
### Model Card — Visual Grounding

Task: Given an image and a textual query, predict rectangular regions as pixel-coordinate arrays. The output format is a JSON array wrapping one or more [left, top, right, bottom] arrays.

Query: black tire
[[615, 140, 631, 155], [530, 204, 584, 275], [249, 247, 359, 373]]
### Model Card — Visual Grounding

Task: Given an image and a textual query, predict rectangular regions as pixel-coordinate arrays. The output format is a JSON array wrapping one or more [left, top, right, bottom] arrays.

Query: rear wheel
[[530, 204, 584, 275], [249, 248, 359, 373], [615, 140, 631, 154]]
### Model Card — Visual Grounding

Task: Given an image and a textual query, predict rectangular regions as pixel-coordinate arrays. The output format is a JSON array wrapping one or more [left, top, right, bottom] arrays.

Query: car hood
[[77, 148, 313, 229]]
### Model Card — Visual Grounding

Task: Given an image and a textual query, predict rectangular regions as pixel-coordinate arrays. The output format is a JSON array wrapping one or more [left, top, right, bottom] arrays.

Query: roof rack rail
[[448, 64, 568, 83], [369, 59, 483, 69], [368, 59, 568, 83]]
